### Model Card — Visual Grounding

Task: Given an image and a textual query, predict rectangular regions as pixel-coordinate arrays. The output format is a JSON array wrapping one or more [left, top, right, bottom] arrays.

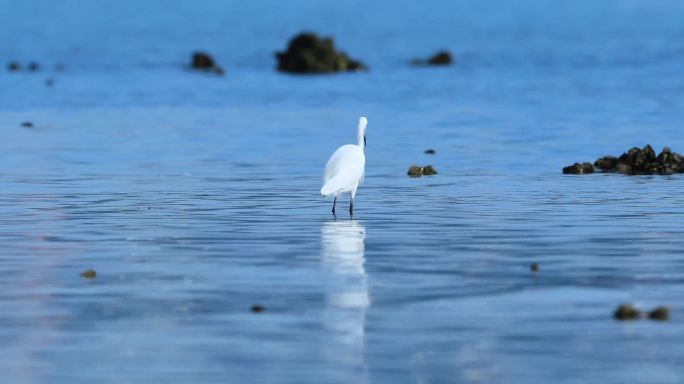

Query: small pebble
[[648, 306, 670, 321], [424, 149, 436, 154], [80, 269, 97, 279], [251, 305, 265, 313], [20, 121, 33, 128], [614, 304, 641, 320], [530, 263, 539, 272]]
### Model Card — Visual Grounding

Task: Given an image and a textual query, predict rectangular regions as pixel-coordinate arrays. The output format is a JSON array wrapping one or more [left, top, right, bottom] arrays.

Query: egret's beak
[[364, 135, 367, 147]]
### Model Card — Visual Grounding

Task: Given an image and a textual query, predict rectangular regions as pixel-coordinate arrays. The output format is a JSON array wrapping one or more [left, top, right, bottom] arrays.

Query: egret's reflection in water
[[321, 220, 369, 380]]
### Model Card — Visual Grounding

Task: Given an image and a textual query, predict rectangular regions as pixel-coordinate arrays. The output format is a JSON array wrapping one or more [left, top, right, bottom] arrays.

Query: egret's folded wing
[[320, 162, 364, 197]]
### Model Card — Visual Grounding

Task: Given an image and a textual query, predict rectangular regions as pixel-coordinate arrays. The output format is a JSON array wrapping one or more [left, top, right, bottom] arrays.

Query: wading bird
[[321, 117, 368, 216]]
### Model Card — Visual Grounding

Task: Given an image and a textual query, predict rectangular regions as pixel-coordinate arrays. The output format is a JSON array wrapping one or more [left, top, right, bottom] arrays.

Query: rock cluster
[[564, 145, 684, 175], [408, 165, 437, 177], [613, 304, 670, 321], [7, 61, 44, 72], [275, 33, 367, 74]]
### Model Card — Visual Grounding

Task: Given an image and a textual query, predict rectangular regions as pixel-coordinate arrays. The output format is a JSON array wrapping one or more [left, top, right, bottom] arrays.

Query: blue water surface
[[2, 1, 684, 383]]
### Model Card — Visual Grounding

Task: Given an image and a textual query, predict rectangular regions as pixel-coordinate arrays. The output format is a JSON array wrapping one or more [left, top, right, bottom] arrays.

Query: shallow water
[[2, 1, 684, 383]]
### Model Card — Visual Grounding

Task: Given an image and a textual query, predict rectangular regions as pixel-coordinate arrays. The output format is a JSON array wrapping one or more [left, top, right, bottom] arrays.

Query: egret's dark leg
[[349, 197, 354, 216], [332, 197, 337, 215]]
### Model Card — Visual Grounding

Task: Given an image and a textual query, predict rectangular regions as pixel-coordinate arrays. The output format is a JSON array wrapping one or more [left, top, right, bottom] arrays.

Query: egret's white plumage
[[321, 117, 367, 215]]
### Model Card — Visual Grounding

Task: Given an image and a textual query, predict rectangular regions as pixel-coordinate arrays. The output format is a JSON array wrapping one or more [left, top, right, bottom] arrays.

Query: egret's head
[[358, 116, 368, 148]]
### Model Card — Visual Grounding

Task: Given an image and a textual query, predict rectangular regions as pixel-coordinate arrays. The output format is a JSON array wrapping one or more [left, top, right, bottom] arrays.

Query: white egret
[[321, 117, 367, 216]]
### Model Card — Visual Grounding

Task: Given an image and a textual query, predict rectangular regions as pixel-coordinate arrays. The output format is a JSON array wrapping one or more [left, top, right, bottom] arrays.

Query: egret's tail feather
[[321, 176, 344, 197], [321, 163, 364, 197]]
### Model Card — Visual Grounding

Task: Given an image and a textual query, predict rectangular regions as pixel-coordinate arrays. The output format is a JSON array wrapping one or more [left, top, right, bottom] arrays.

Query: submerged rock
[[412, 50, 453, 66], [530, 263, 539, 272], [28, 62, 40, 72], [275, 32, 367, 74], [424, 149, 436, 154], [614, 304, 641, 320], [428, 51, 453, 65], [564, 145, 684, 175], [648, 306, 670, 321], [562, 162, 595, 174], [80, 269, 97, 279], [8, 61, 21, 71], [20, 121, 33, 128], [191, 52, 224, 75], [251, 305, 265, 313]]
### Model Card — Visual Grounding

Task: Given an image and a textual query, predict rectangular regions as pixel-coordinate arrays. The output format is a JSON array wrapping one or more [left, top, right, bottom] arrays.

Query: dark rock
[[422, 165, 438, 175], [191, 52, 224, 75], [428, 51, 453, 65], [251, 305, 265, 313], [412, 50, 453, 66], [572, 145, 684, 175], [28, 62, 40, 71], [45, 78, 54, 87], [275, 32, 367, 74], [614, 304, 641, 320], [615, 162, 631, 174], [20, 121, 33, 128], [407, 165, 423, 177], [8, 61, 21, 71], [594, 156, 618, 171], [648, 306, 670, 321], [424, 149, 436, 154], [562, 162, 595, 174], [80, 269, 97, 279], [530, 263, 539, 272]]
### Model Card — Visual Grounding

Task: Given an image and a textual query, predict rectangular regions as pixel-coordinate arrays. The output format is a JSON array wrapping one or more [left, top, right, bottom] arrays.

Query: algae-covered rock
[[614, 304, 641, 320], [275, 32, 367, 74], [407, 165, 423, 177], [587, 145, 684, 175], [407, 165, 438, 177], [422, 165, 438, 175], [80, 269, 97, 279], [594, 156, 618, 171], [648, 306, 670, 321], [562, 162, 595, 174]]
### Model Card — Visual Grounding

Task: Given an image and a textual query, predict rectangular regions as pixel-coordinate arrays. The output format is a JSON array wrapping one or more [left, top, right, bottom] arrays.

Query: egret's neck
[[356, 118, 367, 151]]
